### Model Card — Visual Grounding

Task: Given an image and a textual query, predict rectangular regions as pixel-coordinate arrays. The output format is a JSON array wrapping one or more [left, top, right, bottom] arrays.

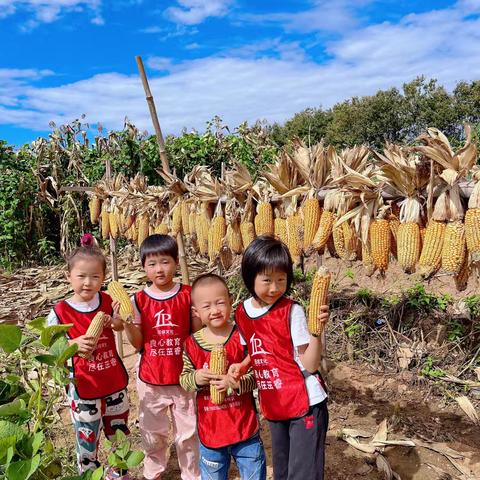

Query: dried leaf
[[455, 396, 479, 425]]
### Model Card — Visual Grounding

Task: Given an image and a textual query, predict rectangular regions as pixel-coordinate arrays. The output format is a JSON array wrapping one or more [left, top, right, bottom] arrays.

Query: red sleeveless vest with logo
[[135, 285, 192, 385], [235, 297, 310, 421], [54, 292, 129, 400], [184, 328, 259, 449]]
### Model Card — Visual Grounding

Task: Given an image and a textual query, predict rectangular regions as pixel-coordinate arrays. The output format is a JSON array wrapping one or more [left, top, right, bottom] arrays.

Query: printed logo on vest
[[249, 333, 271, 356], [154, 309, 178, 328]]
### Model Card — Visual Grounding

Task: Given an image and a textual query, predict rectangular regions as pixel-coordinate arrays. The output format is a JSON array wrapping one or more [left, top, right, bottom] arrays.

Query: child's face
[[67, 258, 105, 303], [192, 281, 232, 330], [143, 253, 178, 290], [254, 269, 288, 306]]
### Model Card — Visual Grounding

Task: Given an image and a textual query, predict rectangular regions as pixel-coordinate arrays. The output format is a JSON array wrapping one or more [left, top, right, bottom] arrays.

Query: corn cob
[[109, 210, 120, 239], [129, 219, 139, 243], [78, 312, 106, 359], [465, 208, 480, 259], [397, 222, 421, 274], [332, 225, 346, 259], [171, 203, 182, 236], [188, 209, 196, 238], [227, 223, 243, 254], [361, 241, 376, 276], [441, 221, 466, 275], [454, 252, 470, 292], [312, 211, 335, 251], [154, 223, 169, 235], [418, 220, 445, 278], [308, 267, 331, 336], [342, 221, 357, 260], [369, 219, 391, 274], [254, 202, 274, 236], [388, 214, 400, 258], [107, 281, 134, 323], [197, 210, 210, 255], [181, 202, 190, 236], [274, 217, 288, 245], [326, 234, 337, 257], [303, 198, 321, 250], [210, 344, 228, 405], [287, 214, 302, 263], [89, 196, 101, 224], [208, 216, 227, 261], [101, 205, 110, 240], [240, 222, 255, 250], [137, 213, 150, 247]]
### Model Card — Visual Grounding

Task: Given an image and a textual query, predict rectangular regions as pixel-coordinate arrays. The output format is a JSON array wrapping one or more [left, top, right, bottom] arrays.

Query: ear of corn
[[454, 253, 470, 291], [209, 344, 228, 405], [227, 223, 243, 254], [78, 311, 106, 359], [361, 241, 376, 277], [388, 214, 400, 258], [109, 210, 120, 239], [171, 203, 182, 236], [188, 209, 196, 238], [418, 220, 445, 278], [303, 198, 321, 250], [287, 214, 302, 263], [370, 219, 391, 274], [465, 208, 480, 261], [208, 216, 227, 261], [274, 217, 288, 245], [442, 221, 466, 275], [397, 222, 421, 274], [137, 213, 150, 247], [107, 281, 134, 323], [240, 222, 256, 249], [89, 196, 101, 224], [154, 223, 169, 235], [341, 221, 357, 260], [197, 210, 210, 255], [308, 267, 331, 336], [101, 205, 110, 240], [254, 202, 274, 236], [332, 225, 346, 259], [181, 202, 190, 236], [312, 211, 335, 251]]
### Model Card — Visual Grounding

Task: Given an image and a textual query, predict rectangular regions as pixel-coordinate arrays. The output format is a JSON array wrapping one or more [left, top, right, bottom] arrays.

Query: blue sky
[[1, 0, 480, 146]]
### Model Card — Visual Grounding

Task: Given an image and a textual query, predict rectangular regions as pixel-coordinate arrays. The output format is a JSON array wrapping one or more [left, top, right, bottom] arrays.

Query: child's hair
[[67, 246, 107, 273], [241, 234, 293, 297], [140, 234, 178, 266], [191, 273, 230, 301]]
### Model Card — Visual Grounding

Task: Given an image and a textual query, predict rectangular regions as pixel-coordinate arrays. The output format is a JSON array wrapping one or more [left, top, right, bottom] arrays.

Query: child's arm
[[180, 350, 213, 391], [298, 305, 329, 373], [227, 354, 251, 381]]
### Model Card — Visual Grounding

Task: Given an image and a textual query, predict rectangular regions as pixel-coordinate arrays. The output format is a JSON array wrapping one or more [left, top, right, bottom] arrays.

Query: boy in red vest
[[124, 234, 201, 480], [180, 273, 266, 480]]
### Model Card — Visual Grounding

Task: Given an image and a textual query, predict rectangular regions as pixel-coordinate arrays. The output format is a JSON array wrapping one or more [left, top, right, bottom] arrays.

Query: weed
[[465, 295, 480, 318], [356, 288, 373, 305], [420, 356, 445, 379], [343, 314, 363, 339]]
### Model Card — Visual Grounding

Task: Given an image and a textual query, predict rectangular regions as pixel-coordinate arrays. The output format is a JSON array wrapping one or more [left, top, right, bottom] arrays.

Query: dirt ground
[[53, 339, 479, 480]]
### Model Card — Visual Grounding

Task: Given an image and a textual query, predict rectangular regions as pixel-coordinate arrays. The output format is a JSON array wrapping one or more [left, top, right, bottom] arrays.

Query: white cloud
[[146, 56, 173, 72], [0, 0, 103, 27], [165, 0, 232, 25], [2, 1, 480, 137]]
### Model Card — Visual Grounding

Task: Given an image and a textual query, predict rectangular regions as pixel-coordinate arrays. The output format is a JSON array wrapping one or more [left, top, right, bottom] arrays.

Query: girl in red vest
[[47, 235, 130, 479], [231, 235, 329, 480], [123, 234, 201, 480], [180, 273, 266, 480]]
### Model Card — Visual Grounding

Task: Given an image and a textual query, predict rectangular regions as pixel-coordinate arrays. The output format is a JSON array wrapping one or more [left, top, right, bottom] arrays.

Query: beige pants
[[137, 381, 200, 480]]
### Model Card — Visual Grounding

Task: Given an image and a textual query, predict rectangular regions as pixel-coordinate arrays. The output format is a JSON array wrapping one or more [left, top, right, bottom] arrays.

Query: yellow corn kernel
[[441, 221, 466, 275], [397, 222, 421, 274], [78, 312, 106, 359], [418, 220, 445, 278], [240, 222, 256, 250], [369, 219, 391, 274], [254, 202, 274, 236], [210, 344, 228, 405], [107, 281, 134, 323], [312, 211, 335, 251]]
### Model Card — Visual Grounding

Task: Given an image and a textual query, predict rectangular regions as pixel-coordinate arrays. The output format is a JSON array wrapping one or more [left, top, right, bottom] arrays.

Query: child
[[180, 273, 266, 480], [47, 237, 130, 479], [124, 234, 201, 480], [231, 235, 329, 480]]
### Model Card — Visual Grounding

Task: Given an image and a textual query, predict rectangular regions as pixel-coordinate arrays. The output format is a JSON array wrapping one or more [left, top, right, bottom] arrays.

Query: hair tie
[[80, 233, 97, 248]]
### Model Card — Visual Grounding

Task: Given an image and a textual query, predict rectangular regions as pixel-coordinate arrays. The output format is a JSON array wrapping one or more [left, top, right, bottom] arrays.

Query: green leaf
[[0, 325, 22, 353], [55, 343, 78, 366], [0, 420, 25, 442], [26, 317, 47, 332], [114, 428, 126, 442], [0, 435, 16, 460], [103, 439, 112, 450], [115, 441, 130, 459], [34, 354, 57, 366], [0, 398, 26, 417], [126, 450, 145, 468], [30, 431, 44, 456], [6, 454, 41, 480], [107, 452, 118, 466], [91, 467, 104, 480], [40, 324, 72, 347]]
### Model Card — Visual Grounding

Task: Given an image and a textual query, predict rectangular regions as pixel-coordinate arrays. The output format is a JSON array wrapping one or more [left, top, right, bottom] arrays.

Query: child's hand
[[72, 335, 97, 357], [316, 305, 329, 330], [194, 369, 212, 387], [228, 363, 245, 381], [209, 375, 229, 393], [226, 375, 240, 390]]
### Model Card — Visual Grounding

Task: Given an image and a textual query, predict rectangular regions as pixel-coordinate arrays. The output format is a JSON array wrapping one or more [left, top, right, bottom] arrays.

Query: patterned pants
[[67, 384, 130, 473]]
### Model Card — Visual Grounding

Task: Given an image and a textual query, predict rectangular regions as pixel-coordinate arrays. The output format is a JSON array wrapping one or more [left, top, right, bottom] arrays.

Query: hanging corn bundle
[[308, 267, 331, 336], [210, 344, 228, 405]]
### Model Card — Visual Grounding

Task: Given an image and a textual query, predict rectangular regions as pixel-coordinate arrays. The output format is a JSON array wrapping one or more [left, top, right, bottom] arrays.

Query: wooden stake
[[135, 55, 190, 285], [104, 157, 123, 358]]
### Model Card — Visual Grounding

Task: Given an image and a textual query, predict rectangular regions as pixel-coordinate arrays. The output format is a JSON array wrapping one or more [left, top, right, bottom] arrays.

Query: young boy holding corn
[[230, 235, 329, 480], [47, 235, 130, 479], [124, 234, 201, 480], [180, 273, 266, 480]]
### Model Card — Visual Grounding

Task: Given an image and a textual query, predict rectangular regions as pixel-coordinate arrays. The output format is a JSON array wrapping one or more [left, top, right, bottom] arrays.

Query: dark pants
[[267, 400, 328, 480]]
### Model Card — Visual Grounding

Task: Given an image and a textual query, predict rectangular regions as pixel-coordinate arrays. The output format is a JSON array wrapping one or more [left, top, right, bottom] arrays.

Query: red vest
[[135, 285, 192, 385], [184, 328, 259, 449], [235, 297, 310, 421], [54, 292, 129, 400]]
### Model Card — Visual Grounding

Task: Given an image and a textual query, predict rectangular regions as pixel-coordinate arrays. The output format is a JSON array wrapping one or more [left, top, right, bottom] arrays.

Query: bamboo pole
[[105, 157, 123, 358], [135, 55, 190, 285]]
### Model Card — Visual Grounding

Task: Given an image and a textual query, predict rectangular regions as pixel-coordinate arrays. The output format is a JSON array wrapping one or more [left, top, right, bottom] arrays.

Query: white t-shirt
[[130, 283, 181, 325], [47, 295, 101, 326], [240, 297, 327, 406]]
